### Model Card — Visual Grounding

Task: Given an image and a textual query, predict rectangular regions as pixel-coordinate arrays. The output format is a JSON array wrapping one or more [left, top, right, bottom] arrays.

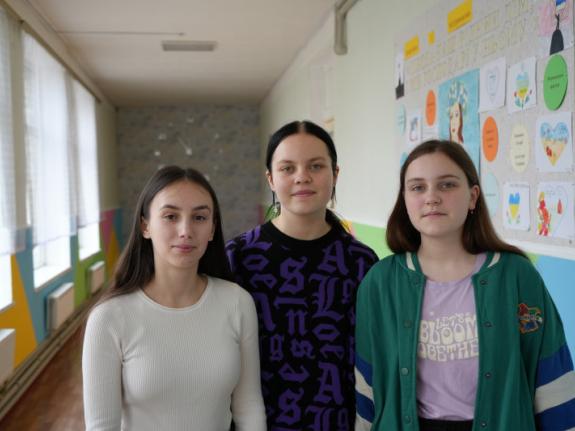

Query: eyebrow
[[159, 204, 212, 212], [406, 174, 461, 183], [276, 156, 328, 164]]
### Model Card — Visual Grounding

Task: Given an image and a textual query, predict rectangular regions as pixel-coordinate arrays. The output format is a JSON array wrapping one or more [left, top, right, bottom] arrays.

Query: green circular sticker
[[544, 55, 568, 111]]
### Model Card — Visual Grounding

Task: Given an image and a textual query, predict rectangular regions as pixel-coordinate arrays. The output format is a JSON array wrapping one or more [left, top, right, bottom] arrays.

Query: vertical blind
[[0, 8, 17, 255], [24, 32, 74, 246]]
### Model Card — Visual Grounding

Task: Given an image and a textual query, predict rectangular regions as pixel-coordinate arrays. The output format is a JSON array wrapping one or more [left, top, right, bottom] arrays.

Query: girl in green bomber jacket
[[355, 140, 575, 431]]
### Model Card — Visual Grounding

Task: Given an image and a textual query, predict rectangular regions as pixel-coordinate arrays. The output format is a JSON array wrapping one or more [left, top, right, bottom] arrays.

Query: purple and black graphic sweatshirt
[[226, 221, 378, 431]]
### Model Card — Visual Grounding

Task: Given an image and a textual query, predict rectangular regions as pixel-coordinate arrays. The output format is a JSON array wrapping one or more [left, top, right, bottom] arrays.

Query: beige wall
[[259, 0, 438, 226]]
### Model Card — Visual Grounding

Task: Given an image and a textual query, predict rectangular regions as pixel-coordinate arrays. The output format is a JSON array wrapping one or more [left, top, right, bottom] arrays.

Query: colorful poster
[[406, 110, 422, 148], [479, 57, 506, 112], [507, 58, 537, 113], [482, 116, 499, 162], [438, 69, 480, 169], [543, 54, 568, 110], [509, 124, 531, 173], [395, 52, 405, 99], [538, 0, 574, 55], [503, 182, 531, 231], [481, 170, 500, 217], [536, 182, 575, 239], [535, 112, 573, 172]]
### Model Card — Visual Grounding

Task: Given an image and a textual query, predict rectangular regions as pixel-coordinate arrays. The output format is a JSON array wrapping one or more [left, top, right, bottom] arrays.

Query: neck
[[272, 210, 332, 240], [144, 267, 206, 308], [417, 235, 477, 282]]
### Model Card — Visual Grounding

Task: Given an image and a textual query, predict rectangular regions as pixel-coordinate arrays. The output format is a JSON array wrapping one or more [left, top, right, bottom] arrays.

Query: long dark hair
[[99, 166, 232, 304], [387, 140, 526, 257], [265, 120, 342, 228]]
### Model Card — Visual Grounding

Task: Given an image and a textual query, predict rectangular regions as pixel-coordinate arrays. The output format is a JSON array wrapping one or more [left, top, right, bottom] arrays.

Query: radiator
[[0, 329, 15, 386], [88, 261, 105, 293], [47, 282, 75, 332]]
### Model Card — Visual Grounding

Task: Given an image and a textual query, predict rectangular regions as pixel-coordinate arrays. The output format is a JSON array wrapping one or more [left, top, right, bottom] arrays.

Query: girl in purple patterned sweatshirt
[[226, 121, 378, 431]]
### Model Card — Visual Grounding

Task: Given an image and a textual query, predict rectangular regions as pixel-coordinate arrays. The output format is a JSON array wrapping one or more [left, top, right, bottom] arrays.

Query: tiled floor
[[0, 327, 85, 430]]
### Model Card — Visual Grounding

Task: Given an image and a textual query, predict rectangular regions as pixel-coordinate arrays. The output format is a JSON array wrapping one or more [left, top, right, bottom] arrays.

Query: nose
[[294, 167, 311, 184], [425, 188, 441, 206], [179, 220, 193, 238]]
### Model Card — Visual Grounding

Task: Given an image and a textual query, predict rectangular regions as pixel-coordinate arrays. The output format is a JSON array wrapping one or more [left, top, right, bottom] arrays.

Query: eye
[[309, 163, 325, 171], [163, 213, 178, 221], [439, 181, 458, 190], [408, 184, 425, 192], [279, 165, 294, 173], [193, 214, 209, 222]]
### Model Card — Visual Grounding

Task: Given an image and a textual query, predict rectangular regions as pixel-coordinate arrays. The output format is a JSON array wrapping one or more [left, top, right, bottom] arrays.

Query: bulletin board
[[394, 0, 575, 259]]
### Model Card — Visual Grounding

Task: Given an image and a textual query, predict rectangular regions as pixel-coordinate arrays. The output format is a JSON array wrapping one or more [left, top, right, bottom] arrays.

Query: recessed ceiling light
[[161, 40, 217, 52]]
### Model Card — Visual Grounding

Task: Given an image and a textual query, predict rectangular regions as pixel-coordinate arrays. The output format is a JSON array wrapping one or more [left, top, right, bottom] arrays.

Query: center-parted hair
[[99, 165, 232, 304], [265, 120, 342, 228], [386, 139, 526, 257]]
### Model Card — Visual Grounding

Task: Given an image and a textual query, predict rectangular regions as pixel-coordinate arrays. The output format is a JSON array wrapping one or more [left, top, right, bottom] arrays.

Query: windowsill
[[34, 265, 72, 291], [0, 302, 14, 315], [78, 249, 101, 263]]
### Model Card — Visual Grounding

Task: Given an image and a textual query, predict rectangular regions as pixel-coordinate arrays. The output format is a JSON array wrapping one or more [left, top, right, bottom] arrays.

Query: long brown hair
[[387, 140, 526, 257], [98, 166, 232, 305]]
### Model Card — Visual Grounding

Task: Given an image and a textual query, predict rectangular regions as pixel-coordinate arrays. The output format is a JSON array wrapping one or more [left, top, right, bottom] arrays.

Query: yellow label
[[448, 0, 472, 33], [428, 31, 435, 45], [404, 36, 420, 59]]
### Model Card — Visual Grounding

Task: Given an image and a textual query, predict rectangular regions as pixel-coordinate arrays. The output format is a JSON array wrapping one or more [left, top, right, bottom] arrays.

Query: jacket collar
[[405, 251, 501, 274]]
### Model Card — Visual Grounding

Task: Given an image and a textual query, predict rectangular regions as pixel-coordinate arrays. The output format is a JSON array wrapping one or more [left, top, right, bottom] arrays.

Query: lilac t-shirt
[[416, 253, 486, 420]]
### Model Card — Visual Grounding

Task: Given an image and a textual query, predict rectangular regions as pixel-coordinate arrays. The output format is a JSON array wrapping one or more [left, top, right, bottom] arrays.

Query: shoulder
[[359, 254, 409, 291], [339, 230, 378, 259], [494, 252, 540, 279], [85, 292, 139, 337], [208, 277, 256, 309]]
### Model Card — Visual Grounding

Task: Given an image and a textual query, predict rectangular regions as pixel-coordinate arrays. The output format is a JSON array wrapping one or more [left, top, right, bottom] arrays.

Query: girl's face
[[404, 152, 479, 243], [267, 133, 338, 220], [141, 180, 215, 273], [449, 103, 462, 143]]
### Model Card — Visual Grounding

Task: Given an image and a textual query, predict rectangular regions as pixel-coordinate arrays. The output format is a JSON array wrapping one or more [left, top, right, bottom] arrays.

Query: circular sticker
[[482, 116, 499, 162], [480, 170, 499, 217], [397, 105, 406, 135], [544, 55, 568, 111], [509, 124, 530, 173], [425, 90, 436, 126]]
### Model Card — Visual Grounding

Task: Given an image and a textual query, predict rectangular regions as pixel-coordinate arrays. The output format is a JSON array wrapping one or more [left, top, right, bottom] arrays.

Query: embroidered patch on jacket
[[518, 303, 544, 334]]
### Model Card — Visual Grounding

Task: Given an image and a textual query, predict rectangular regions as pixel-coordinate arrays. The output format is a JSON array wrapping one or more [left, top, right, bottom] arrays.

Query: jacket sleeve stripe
[[535, 370, 575, 413], [537, 344, 574, 388], [355, 411, 373, 431], [356, 390, 375, 424], [355, 353, 373, 385], [535, 396, 575, 430], [355, 367, 374, 401]]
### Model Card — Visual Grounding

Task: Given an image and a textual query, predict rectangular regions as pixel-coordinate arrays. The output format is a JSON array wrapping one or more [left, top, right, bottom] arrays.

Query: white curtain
[[0, 8, 17, 255], [69, 78, 100, 227], [23, 32, 74, 246]]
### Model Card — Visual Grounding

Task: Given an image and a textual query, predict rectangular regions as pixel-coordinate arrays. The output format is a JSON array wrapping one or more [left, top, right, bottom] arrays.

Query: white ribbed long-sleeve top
[[82, 277, 266, 431]]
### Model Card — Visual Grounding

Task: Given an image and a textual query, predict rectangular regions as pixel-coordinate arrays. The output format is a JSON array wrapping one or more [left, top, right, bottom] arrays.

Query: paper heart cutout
[[540, 122, 569, 166], [537, 187, 567, 236], [508, 192, 520, 221]]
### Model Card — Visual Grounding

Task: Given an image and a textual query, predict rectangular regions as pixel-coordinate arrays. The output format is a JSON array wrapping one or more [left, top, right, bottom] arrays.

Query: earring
[[469, 208, 475, 215]]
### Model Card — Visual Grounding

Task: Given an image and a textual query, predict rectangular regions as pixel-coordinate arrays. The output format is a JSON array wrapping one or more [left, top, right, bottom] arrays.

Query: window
[[70, 80, 101, 260], [23, 33, 73, 288], [0, 255, 11, 311], [0, 8, 16, 308]]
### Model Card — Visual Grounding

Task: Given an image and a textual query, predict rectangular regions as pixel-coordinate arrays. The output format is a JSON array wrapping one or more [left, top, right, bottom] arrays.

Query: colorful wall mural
[[0, 208, 122, 369]]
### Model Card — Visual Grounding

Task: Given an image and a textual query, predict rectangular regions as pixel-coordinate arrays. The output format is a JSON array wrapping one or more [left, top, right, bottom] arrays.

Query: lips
[[172, 244, 195, 252], [423, 211, 446, 217], [291, 190, 315, 197]]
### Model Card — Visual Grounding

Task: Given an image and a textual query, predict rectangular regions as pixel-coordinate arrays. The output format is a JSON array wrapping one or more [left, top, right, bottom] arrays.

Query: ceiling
[[26, 0, 337, 106]]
